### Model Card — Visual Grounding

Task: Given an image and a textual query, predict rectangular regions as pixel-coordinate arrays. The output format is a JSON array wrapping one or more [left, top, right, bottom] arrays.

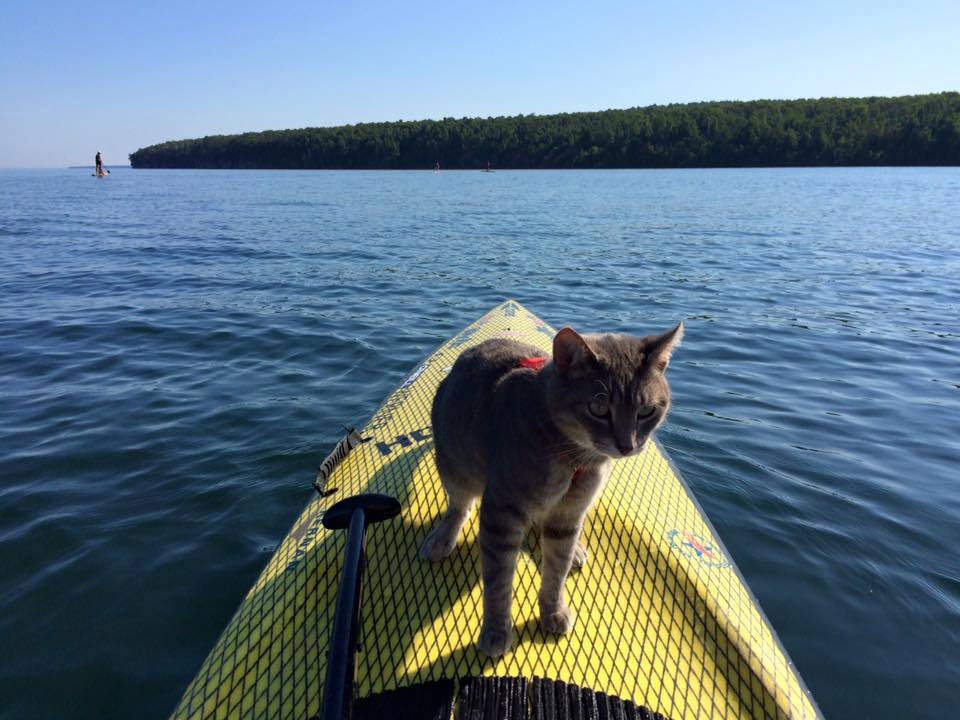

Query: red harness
[[518, 355, 583, 483], [516, 356, 547, 371]]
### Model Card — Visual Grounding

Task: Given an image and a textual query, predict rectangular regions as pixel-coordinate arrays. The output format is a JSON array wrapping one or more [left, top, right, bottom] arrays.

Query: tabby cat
[[421, 323, 683, 657]]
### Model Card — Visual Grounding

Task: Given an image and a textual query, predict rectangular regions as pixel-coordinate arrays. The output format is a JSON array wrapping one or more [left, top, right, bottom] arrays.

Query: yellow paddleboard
[[170, 300, 821, 720]]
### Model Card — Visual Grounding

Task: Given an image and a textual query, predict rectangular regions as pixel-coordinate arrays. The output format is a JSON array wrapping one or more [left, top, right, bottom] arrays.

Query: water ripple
[[0, 167, 958, 718]]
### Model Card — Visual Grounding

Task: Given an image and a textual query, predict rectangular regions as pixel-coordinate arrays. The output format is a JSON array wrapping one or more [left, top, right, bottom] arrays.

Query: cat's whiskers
[[544, 440, 601, 468], [544, 441, 587, 463]]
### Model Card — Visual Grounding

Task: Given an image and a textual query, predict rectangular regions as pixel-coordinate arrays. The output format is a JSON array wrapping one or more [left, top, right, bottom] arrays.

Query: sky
[[1, 0, 958, 167]]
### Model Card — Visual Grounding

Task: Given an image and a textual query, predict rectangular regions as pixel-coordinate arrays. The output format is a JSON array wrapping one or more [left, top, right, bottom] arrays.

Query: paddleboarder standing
[[95, 151, 103, 176]]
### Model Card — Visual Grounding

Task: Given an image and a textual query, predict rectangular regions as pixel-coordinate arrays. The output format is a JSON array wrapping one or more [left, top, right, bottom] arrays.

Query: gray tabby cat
[[421, 323, 683, 657]]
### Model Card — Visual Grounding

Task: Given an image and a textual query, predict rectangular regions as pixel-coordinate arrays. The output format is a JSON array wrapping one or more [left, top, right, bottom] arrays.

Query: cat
[[421, 322, 683, 657]]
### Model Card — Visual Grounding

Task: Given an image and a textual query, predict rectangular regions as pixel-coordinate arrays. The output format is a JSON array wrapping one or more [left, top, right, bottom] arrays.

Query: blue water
[[1, 167, 958, 719]]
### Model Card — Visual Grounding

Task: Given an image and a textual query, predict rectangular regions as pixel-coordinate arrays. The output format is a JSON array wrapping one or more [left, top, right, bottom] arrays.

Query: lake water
[[0, 167, 958, 719]]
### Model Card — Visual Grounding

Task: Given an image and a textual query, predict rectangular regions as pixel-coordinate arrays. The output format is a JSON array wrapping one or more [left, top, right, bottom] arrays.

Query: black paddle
[[318, 493, 401, 720]]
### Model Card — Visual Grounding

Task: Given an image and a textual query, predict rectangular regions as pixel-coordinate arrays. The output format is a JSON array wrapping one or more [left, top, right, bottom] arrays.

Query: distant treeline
[[130, 93, 960, 169]]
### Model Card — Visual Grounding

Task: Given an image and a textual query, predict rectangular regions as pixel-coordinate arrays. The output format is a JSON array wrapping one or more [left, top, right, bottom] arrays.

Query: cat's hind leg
[[420, 487, 475, 562], [421, 446, 478, 561]]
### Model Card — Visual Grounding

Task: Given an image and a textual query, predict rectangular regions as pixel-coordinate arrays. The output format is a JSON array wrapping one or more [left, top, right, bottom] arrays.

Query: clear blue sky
[[1, 0, 957, 167]]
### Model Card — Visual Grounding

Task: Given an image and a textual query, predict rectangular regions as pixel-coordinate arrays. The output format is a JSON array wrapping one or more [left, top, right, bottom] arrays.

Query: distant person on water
[[435, 161, 440, 173], [95, 151, 103, 176]]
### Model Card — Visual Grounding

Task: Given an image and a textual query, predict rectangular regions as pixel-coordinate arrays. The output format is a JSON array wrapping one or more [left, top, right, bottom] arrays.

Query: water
[[1, 167, 958, 719]]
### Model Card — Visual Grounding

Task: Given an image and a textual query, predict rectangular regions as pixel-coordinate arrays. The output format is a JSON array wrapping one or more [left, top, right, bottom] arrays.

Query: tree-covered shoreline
[[130, 93, 960, 169]]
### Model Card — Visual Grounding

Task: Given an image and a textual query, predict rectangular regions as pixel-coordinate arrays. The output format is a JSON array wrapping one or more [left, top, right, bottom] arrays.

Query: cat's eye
[[587, 397, 610, 418], [637, 405, 656, 420]]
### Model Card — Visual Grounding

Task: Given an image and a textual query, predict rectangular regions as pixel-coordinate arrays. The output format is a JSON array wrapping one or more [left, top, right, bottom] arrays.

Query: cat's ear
[[647, 322, 684, 371], [553, 327, 597, 376]]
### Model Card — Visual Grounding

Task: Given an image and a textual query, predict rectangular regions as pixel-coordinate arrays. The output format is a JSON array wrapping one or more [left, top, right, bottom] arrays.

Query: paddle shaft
[[321, 507, 366, 720]]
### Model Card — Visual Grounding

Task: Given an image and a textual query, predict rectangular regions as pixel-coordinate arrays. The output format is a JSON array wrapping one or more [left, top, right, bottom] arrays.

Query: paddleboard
[[169, 300, 821, 720]]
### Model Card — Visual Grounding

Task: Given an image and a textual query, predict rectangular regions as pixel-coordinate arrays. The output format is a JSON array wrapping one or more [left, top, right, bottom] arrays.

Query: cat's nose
[[616, 442, 634, 456]]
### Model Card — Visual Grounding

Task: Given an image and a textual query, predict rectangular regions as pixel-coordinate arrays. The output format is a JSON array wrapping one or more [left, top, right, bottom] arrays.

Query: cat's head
[[547, 323, 683, 460]]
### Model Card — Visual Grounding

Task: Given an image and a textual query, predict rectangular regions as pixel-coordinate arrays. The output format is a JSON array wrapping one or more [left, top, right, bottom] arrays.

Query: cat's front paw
[[477, 623, 513, 658], [540, 603, 575, 635]]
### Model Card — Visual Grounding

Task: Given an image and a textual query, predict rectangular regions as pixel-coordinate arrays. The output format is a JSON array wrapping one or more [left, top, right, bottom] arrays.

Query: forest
[[129, 93, 960, 169]]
